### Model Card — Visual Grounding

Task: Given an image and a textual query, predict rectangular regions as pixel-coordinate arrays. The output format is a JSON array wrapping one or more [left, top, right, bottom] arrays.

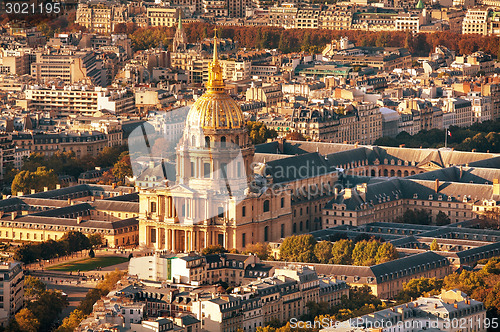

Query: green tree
[[88, 233, 103, 247], [246, 122, 278, 145], [375, 242, 399, 264], [396, 277, 443, 302], [430, 239, 439, 251], [279, 235, 317, 263], [244, 242, 270, 260], [331, 239, 354, 265], [202, 244, 228, 255], [436, 211, 451, 226], [56, 309, 86, 332], [314, 240, 333, 264], [14, 308, 40, 332], [28, 290, 68, 331], [11, 167, 58, 195], [61, 231, 91, 253], [352, 240, 378, 266], [24, 276, 46, 300]]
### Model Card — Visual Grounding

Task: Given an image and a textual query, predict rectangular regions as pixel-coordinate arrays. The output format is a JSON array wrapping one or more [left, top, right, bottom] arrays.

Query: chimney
[[0, 211, 3, 218], [454, 303, 458, 309], [435, 179, 439, 193], [17, 192, 23, 197], [56, 184, 61, 189], [11, 212, 17, 220], [344, 188, 352, 199], [434, 303, 438, 309], [112, 182, 117, 189], [44, 187, 48, 192], [101, 194, 104, 199], [77, 216, 83, 224], [460, 165, 463, 179], [68, 198, 72, 205], [91, 196, 95, 202], [494, 179, 500, 196]]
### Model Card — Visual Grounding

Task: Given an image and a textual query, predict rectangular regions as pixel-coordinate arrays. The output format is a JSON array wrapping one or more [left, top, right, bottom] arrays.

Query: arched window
[[191, 135, 196, 146], [205, 136, 210, 148], [293, 223, 297, 233], [264, 226, 269, 242], [235, 135, 239, 146], [220, 136, 226, 148], [263, 200, 270, 212], [300, 221, 303, 232]]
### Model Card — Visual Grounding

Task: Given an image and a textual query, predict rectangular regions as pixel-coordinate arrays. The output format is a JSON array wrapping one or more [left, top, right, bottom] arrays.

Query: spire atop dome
[[207, 27, 224, 93]]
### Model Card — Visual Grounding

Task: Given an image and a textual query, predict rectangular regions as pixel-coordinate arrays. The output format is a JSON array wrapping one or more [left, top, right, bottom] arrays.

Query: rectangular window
[[218, 207, 224, 218], [242, 233, 246, 248], [281, 224, 285, 238], [150, 201, 157, 213], [190, 162, 195, 177], [237, 162, 242, 178], [242, 206, 246, 217], [204, 163, 211, 178], [150, 228, 156, 243]]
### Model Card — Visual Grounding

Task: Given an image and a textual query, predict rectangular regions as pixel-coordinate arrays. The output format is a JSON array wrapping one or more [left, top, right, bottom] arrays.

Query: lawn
[[46, 256, 128, 272]]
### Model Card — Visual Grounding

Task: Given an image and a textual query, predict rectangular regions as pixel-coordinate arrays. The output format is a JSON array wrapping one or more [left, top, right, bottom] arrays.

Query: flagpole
[[445, 128, 448, 148]]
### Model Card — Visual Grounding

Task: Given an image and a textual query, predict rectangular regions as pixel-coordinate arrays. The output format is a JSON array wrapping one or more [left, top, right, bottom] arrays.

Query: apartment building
[[319, 5, 354, 30], [463, 8, 490, 35], [442, 98, 473, 128], [0, 262, 23, 327], [202, 0, 228, 17], [395, 10, 431, 33], [25, 86, 135, 116], [295, 6, 322, 29], [245, 83, 283, 108], [269, 4, 298, 29], [30, 51, 105, 86], [75, 2, 128, 34], [147, 7, 182, 27]]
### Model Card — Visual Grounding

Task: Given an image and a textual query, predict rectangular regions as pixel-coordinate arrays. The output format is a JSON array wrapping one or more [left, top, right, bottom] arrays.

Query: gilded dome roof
[[185, 32, 245, 130]]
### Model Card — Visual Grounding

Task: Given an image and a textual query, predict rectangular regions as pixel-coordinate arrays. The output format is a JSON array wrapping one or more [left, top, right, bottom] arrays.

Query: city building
[[0, 262, 23, 327]]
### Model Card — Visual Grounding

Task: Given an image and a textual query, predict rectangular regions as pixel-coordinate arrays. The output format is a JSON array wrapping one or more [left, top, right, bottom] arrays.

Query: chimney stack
[[11, 212, 17, 220], [77, 216, 83, 224], [44, 187, 48, 192], [435, 179, 440, 193], [56, 184, 61, 189], [30, 189, 35, 195]]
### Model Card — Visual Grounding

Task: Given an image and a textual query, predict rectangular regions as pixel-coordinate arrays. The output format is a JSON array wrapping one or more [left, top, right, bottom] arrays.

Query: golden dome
[[186, 31, 245, 130]]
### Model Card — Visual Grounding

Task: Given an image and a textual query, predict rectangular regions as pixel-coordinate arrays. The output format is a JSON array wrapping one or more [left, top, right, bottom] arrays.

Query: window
[[190, 162, 195, 177], [204, 163, 211, 178], [264, 226, 269, 242], [242, 233, 246, 248], [242, 206, 246, 217], [150, 228, 156, 243], [205, 136, 210, 148], [218, 207, 224, 218], [263, 200, 270, 212], [281, 197, 285, 208], [281, 224, 285, 238], [220, 136, 226, 148], [221, 162, 228, 180], [237, 162, 242, 178], [150, 202, 157, 213]]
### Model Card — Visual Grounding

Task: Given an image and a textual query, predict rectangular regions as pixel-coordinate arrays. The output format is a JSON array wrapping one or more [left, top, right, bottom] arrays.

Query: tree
[[430, 239, 439, 251], [202, 244, 228, 255], [11, 167, 58, 195], [61, 231, 91, 253], [436, 211, 451, 226], [112, 152, 133, 184], [352, 240, 378, 266], [244, 243, 270, 260], [56, 309, 86, 332], [28, 290, 68, 331], [284, 131, 306, 141], [375, 242, 399, 264], [314, 241, 333, 264], [396, 277, 443, 302], [279, 235, 317, 263], [246, 122, 278, 145], [24, 276, 46, 300], [331, 239, 354, 265], [88, 233, 103, 247], [15, 308, 40, 332]]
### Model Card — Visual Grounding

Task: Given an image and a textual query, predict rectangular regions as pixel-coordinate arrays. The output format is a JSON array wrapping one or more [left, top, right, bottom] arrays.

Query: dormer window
[[428, 195, 433, 200], [413, 193, 418, 199]]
